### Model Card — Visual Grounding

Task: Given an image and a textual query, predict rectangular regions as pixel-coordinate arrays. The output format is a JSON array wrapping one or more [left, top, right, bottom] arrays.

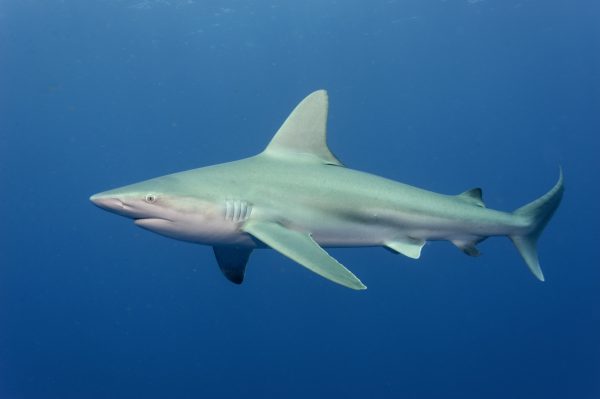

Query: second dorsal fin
[[457, 188, 485, 207], [262, 90, 344, 166]]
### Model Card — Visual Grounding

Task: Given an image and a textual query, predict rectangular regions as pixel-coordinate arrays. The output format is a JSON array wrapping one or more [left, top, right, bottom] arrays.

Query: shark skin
[[90, 90, 564, 290]]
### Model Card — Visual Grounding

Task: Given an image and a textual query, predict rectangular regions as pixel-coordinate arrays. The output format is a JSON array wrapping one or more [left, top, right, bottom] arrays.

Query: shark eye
[[145, 193, 157, 203]]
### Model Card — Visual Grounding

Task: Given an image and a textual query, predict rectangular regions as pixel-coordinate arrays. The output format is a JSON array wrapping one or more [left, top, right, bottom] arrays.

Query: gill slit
[[224, 200, 253, 222]]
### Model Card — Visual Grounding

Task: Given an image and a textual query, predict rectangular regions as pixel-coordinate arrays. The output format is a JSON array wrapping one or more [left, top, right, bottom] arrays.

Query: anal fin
[[213, 246, 253, 284], [242, 220, 366, 290], [452, 239, 482, 257]]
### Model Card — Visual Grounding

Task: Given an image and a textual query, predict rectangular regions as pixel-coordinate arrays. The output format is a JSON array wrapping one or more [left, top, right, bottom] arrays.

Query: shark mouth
[[134, 218, 172, 225]]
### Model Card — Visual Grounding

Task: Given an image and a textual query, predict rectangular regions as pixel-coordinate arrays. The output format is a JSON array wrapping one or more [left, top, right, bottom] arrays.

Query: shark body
[[91, 90, 563, 290]]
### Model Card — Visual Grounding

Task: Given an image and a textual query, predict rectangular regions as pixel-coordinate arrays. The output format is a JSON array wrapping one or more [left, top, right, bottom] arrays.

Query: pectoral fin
[[242, 221, 366, 290], [213, 246, 253, 284]]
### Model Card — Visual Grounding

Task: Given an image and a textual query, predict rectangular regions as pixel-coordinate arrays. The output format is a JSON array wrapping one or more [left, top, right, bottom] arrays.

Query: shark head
[[90, 174, 225, 243]]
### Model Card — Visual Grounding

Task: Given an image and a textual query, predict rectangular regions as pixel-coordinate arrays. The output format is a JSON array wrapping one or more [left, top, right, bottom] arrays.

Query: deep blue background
[[1, 1, 599, 398]]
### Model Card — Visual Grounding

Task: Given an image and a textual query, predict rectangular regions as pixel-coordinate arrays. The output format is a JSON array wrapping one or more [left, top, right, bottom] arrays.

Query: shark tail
[[509, 168, 564, 281]]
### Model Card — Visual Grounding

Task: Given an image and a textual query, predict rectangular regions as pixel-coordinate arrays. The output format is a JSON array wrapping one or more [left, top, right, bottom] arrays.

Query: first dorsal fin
[[457, 188, 485, 207], [262, 90, 344, 166]]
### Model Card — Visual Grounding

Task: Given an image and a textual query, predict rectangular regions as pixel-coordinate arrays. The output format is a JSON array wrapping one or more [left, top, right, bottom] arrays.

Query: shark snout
[[90, 193, 124, 212]]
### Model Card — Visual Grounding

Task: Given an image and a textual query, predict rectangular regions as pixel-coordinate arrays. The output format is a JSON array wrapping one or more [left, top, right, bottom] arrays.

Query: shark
[[90, 90, 564, 290]]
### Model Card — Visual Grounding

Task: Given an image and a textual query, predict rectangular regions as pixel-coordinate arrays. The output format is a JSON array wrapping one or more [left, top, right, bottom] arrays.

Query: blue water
[[1, 1, 599, 398]]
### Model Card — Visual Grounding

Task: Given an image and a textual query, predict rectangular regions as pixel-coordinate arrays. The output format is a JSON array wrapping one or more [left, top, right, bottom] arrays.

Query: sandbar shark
[[90, 90, 563, 290]]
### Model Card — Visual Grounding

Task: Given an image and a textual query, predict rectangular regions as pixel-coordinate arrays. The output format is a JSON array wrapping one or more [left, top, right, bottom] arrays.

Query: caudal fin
[[510, 169, 564, 281]]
